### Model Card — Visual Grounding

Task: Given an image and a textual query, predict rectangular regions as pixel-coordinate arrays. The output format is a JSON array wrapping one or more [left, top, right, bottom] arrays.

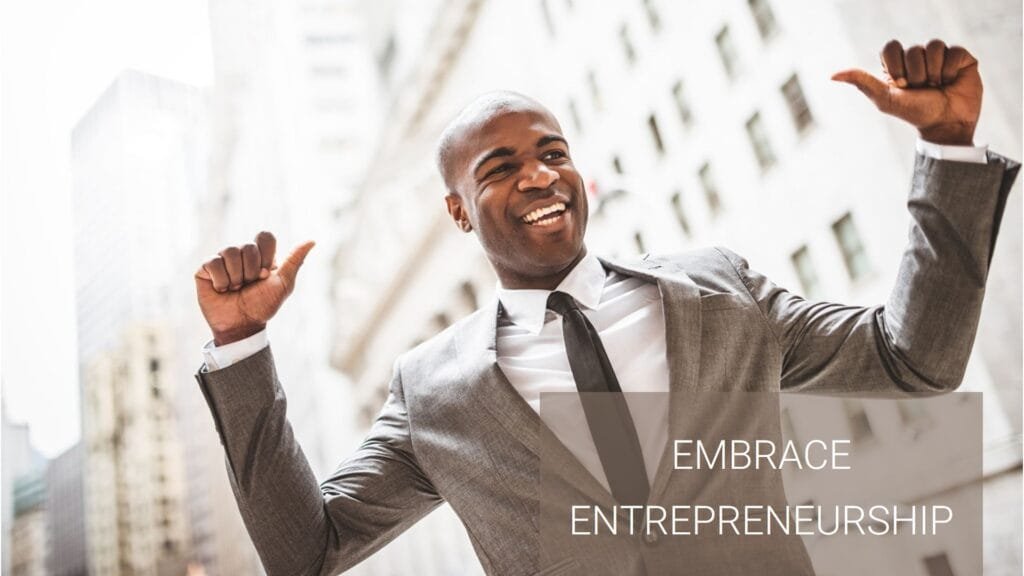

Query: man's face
[[446, 108, 588, 287]]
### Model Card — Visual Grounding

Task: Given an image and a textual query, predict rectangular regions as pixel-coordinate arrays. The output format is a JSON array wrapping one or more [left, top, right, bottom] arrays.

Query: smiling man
[[194, 40, 1018, 575], [439, 94, 589, 290]]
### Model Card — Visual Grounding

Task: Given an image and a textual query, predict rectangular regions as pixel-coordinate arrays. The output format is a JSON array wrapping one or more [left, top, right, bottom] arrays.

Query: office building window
[[460, 281, 478, 310], [671, 80, 694, 128], [748, 0, 778, 40], [634, 231, 646, 253], [842, 399, 874, 442], [781, 408, 800, 445], [641, 0, 661, 32], [745, 112, 777, 170], [790, 245, 820, 299], [832, 213, 870, 281], [715, 26, 739, 79], [540, 0, 555, 35], [647, 114, 666, 155], [923, 552, 956, 576], [670, 191, 691, 237], [897, 400, 932, 432], [568, 99, 583, 133], [612, 155, 625, 175], [620, 24, 637, 65], [305, 34, 352, 46], [587, 70, 603, 110], [698, 163, 722, 217], [781, 74, 814, 133]]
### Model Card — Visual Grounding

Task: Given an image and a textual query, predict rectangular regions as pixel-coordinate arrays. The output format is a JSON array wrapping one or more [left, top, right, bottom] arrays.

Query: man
[[194, 40, 1018, 575]]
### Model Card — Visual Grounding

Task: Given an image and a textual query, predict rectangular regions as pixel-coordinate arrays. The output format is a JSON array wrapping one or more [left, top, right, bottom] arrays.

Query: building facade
[[81, 325, 190, 576], [71, 70, 205, 576], [45, 443, 88, 576], [2, 401, 45, 576], [9, 471, 47, 576], [329, 0, 1021, 573]]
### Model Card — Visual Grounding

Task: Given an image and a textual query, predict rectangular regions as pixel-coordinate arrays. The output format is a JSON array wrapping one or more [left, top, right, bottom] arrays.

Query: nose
[[517, 159, 559, 192]]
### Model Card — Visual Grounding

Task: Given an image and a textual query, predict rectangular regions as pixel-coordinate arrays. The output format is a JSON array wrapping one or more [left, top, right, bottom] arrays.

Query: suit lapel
[[600, 255, 703, 505], [453, 298, 617, 509], [453, 254, 703, 510]]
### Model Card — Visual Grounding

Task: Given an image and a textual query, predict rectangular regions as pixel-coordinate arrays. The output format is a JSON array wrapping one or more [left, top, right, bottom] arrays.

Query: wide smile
[[520, 201, 569, 227]]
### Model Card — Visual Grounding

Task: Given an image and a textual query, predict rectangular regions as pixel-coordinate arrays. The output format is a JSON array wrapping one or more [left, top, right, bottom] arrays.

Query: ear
[[445, 192, 473, 232]]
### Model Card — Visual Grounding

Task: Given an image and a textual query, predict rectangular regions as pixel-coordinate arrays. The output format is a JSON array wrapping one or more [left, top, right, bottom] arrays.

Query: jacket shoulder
[[642, 246, 749, 294]]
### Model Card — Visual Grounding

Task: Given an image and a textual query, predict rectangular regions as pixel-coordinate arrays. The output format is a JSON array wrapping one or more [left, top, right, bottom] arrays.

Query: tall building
[[329, 0, 1021, 573], [9, 471, 47, 576], [2, 399, 45, 576], [81, 325, 190, 576], [45, 443, 88, 576], [71, 70, 206, 576]]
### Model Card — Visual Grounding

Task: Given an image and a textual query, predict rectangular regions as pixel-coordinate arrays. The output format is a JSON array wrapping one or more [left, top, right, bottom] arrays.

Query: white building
[[45, 443, 88, 576], [71, 70, 205, 576], [81, 325, 191, 576], [329, 0, 1020, 574], [2, 402, 45, 576], [9, 471, 47, 576]]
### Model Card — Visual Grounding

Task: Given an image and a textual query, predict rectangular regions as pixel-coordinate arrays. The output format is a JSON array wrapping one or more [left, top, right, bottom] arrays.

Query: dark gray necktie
[[546, 290, 650, 506]]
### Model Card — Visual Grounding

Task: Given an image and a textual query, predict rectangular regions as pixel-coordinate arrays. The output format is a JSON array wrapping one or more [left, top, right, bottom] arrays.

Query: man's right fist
[[195, 231, 315, 345]]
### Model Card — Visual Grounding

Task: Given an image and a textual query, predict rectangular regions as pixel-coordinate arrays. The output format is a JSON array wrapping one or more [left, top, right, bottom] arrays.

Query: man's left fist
[[832, 39, 981, 146]]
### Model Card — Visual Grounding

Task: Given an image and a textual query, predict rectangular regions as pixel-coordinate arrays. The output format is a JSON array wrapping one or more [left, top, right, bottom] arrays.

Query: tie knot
[[546, 290, 580, 316]]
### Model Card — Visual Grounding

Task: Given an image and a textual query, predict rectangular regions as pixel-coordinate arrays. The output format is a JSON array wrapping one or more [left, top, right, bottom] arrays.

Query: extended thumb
[[832, 68, 889, 109], [278, 241, 316, 286]]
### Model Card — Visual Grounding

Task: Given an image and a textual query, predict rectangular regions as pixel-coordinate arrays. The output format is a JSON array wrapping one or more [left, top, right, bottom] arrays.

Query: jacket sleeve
[[195, 346, 442, 575], [718, 151, 1019, 397]]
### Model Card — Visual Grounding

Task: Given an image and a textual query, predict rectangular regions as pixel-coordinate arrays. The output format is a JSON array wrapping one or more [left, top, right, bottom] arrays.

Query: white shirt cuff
[[916, 138, 988, 164], [202, 329, 269, 371]]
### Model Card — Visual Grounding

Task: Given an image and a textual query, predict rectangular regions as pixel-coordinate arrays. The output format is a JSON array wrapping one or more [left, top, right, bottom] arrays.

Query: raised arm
[[194, 232, 441, 575], [720, 39, 1020, 396]]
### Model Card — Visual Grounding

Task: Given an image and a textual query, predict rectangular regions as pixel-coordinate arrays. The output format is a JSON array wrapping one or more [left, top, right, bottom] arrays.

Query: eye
[[542, 149, 568, 161], [485, 163, 513, 178]]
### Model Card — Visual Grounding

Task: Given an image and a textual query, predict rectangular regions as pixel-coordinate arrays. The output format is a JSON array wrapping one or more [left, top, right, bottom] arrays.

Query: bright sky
[[1, 0, 212, 457]]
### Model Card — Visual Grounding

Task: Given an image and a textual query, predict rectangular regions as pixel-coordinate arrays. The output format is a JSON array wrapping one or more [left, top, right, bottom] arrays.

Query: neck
[[497, 247, 588, 290]]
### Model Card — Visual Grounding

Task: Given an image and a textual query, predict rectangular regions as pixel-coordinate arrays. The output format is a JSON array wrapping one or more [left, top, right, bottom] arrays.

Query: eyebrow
[[472, 134, 569, 176]]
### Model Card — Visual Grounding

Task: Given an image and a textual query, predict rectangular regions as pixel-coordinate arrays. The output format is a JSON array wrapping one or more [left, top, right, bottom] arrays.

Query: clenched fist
[[195, 231, 315, 345], [832, 39, 982, 146]]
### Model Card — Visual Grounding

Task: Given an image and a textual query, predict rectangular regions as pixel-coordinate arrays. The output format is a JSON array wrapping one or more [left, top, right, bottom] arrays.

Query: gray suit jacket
[[196, 153, 1018, 576]]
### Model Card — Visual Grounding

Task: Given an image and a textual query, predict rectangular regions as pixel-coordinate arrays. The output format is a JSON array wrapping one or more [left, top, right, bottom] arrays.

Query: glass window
[[781, 74, 814, 133], [670, 191, 691, 237], [587, 70, 603, 111], [539, 0, 555, 35], [745, 112, 777, 170], [634, 231, 646, 253], [748, 0, 778, 40], [790, 245, 821, 299], [671, 80, 693, 128], [612, 155, 625, 175], [842, 399, 874, 442], [568, 99, 583, 133], [620, 25, 637, 65], [698, 163, 722, 217], [641, 0, 661, 32], [647, 114, 665, 155], [832, 213, 870, 281], [922, 553, 956, 576], [715, 26, 739, 79]]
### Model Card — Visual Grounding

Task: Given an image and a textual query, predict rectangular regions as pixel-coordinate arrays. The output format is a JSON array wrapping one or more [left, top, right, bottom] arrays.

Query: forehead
[[456, 109, 564, 168]]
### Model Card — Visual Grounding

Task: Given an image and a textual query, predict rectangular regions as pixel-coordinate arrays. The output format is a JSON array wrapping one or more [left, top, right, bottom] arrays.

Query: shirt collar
[[496, 251, 606, 335]]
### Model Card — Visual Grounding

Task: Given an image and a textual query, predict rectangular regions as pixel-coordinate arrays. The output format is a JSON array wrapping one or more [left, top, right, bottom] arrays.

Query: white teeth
[[522, 202, 566, 224]]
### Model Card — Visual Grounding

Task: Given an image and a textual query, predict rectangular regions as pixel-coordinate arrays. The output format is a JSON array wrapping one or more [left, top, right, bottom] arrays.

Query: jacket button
[[642, 531, 660, 546]]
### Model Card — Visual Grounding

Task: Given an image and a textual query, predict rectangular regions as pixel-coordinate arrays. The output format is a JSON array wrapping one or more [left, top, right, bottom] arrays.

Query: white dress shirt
[[495, 251, 669, 491], [201, 141, 988, 489]]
